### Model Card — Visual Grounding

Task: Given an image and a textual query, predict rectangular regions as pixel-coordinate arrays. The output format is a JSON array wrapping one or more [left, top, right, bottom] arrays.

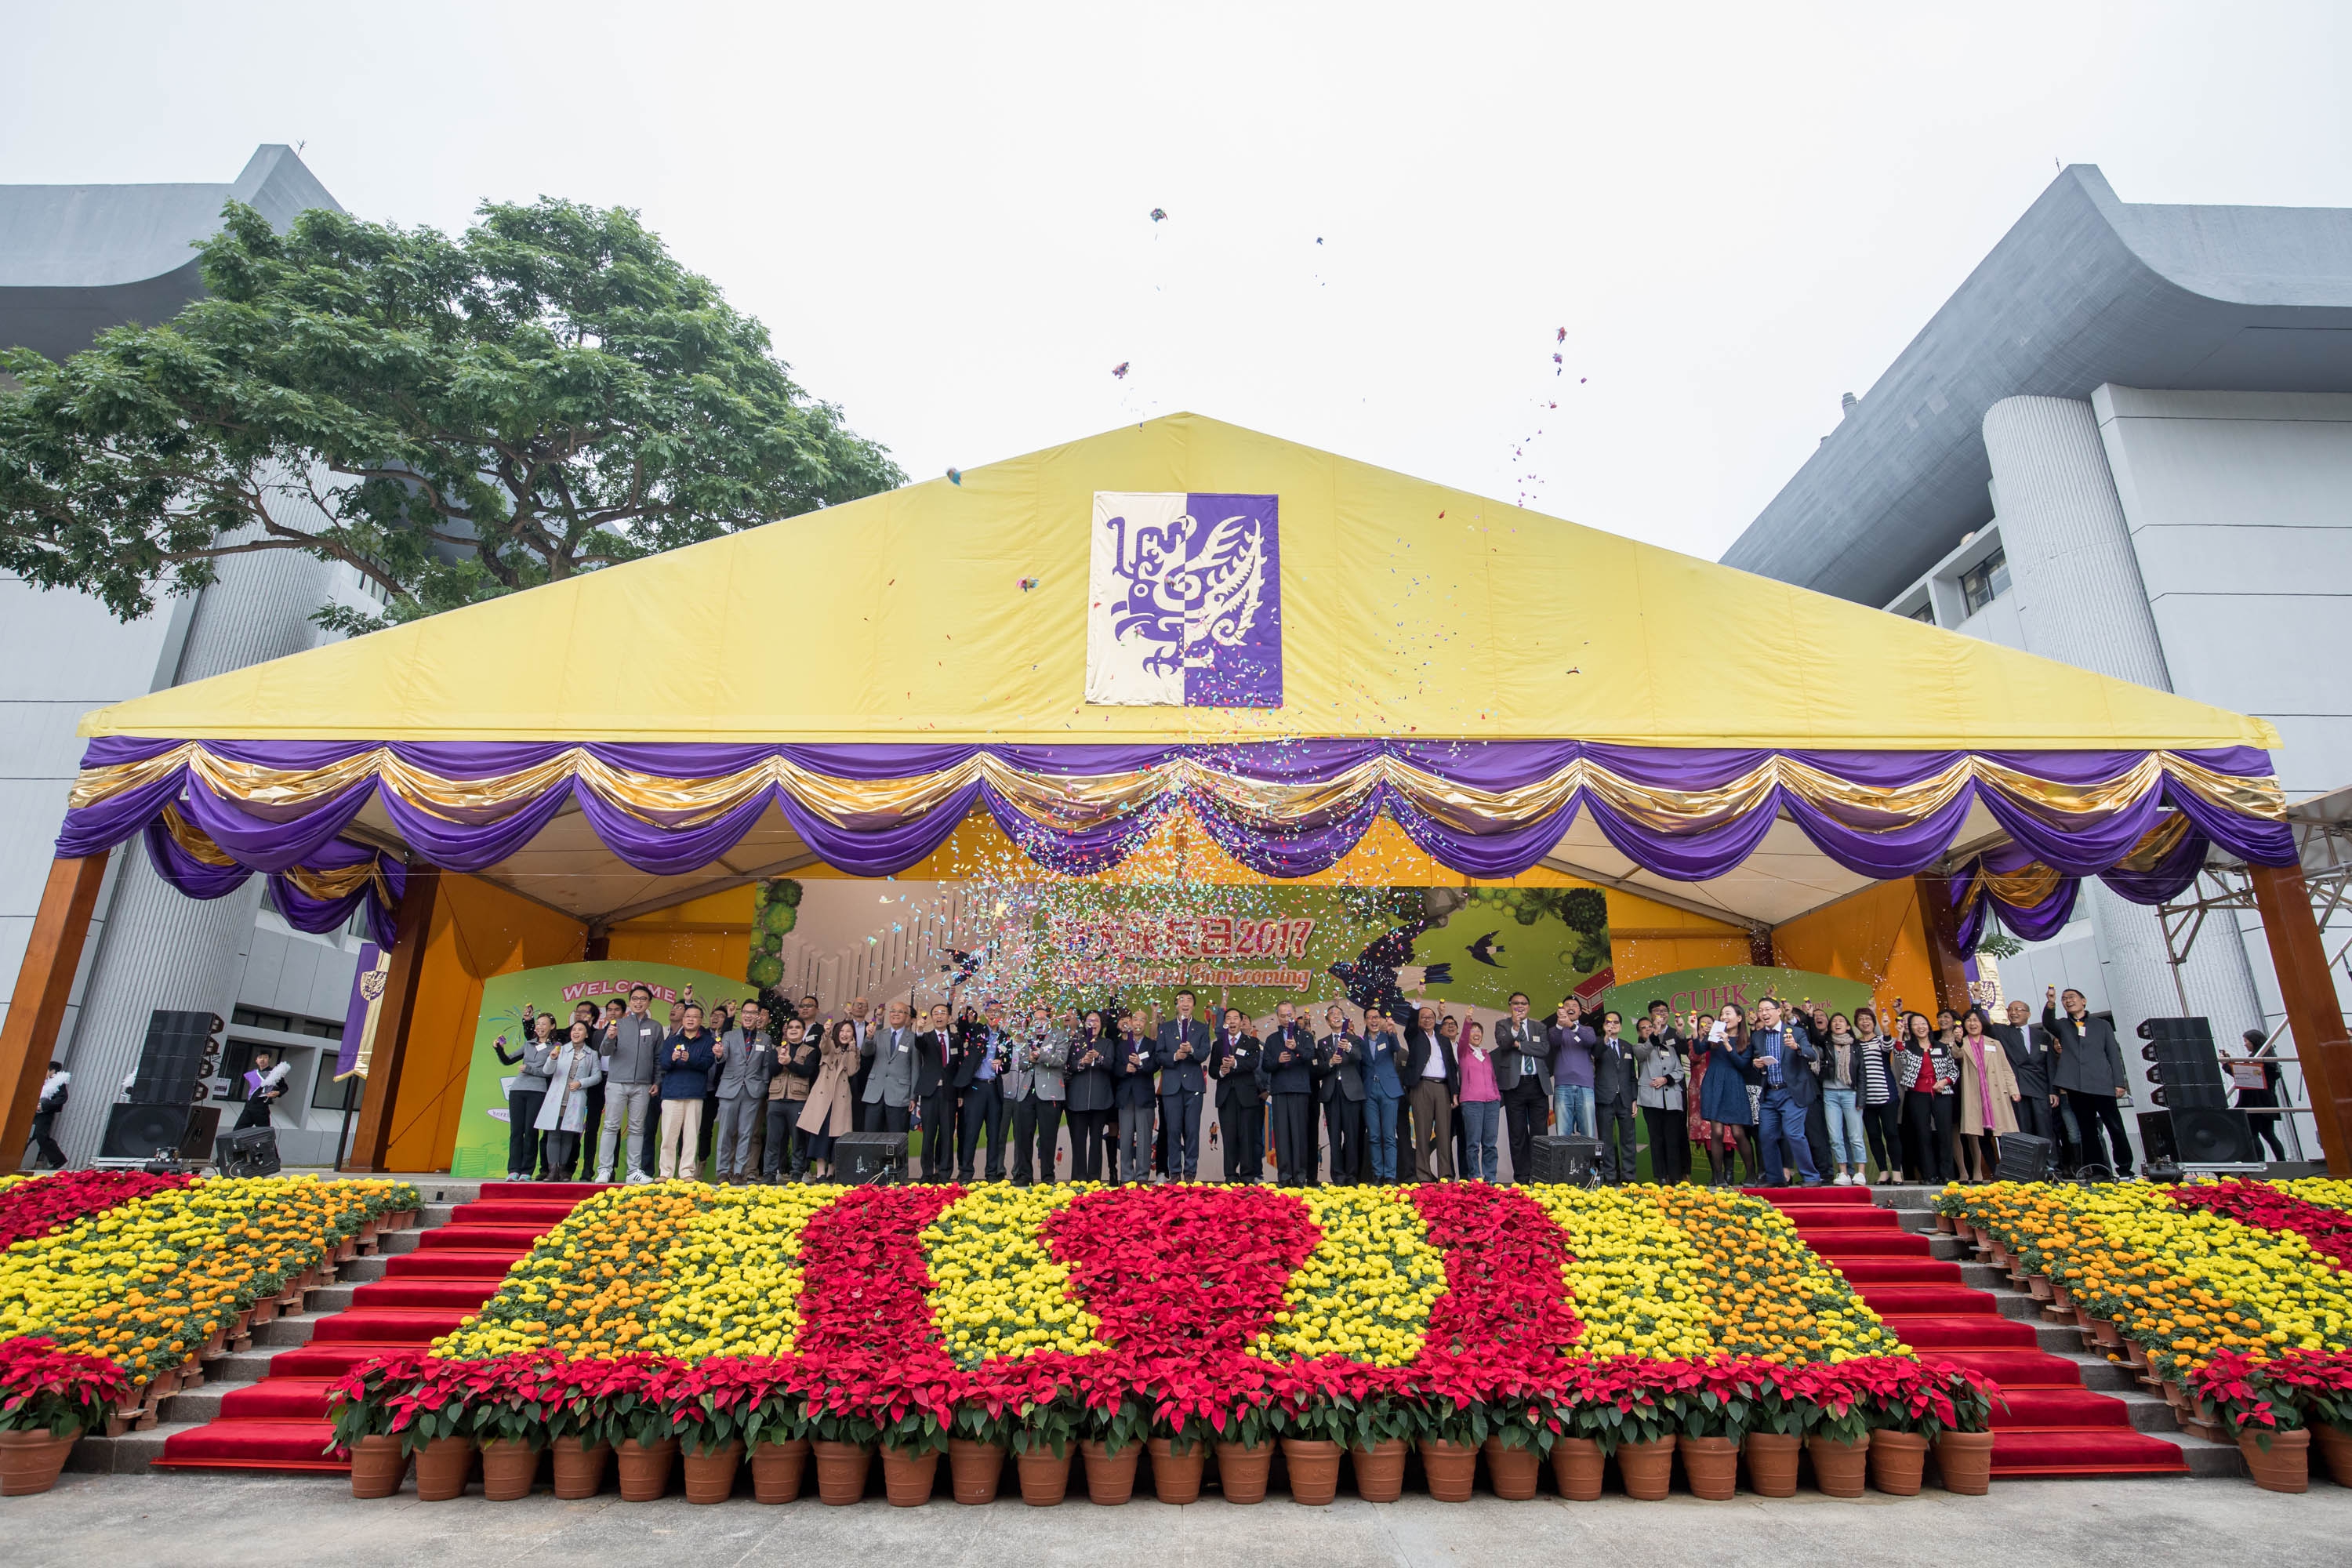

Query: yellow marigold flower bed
[[0, 1176, 411, 1383], [438, 1181, 706, 1359], [1652, 1186, 1903, 1364], [2279, 1177, 2352, 1214], [1527, 1185, 1715, 1360], [925, 1182, 1098, 1367], [638, 1184, 837, 1360], [1255, 1185, 1446, 1367]]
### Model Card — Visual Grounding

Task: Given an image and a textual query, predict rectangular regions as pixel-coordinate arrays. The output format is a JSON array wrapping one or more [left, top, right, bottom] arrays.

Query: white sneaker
[[1831, 1171, 1849, 1185]]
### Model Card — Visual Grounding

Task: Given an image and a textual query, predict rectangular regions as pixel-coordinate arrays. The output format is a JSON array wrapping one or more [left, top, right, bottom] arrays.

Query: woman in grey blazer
[[493, 1011, 559, 1181], [1632, 1018, 1688, 1184]]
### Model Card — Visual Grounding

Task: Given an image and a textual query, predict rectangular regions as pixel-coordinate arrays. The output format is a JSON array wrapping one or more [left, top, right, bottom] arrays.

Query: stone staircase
[[67, 1181, 488, 1475], [1869, 1185, 2245, 1479]]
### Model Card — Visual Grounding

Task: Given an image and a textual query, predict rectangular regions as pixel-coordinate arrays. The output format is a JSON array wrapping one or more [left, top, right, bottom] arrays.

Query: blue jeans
[[1366, 1094, 1399, 1181], [1461, 1099, 1501, 1181], [1552, 1083, 1595, 1140], [1823, 1087, 1864, 1167], [1758, 1090, 1821, 1185]]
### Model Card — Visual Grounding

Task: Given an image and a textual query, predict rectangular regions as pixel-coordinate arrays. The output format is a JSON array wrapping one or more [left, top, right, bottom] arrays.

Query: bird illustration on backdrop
[[1467, 931, 1507, 968]]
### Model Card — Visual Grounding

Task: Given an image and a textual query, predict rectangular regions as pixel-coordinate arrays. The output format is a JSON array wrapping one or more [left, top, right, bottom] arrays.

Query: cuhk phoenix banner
[[1087, 491, 1281, 707]]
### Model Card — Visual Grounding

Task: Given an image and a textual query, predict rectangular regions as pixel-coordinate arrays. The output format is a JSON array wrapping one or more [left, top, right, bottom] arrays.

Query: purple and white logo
[[1087, 492, 1281, 708]]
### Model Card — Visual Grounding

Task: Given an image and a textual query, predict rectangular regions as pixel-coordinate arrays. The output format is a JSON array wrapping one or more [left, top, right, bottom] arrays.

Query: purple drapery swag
[[140, 811, 405, 949], [1948, 814, 2215, 956], [65, 739, 2292, 900]]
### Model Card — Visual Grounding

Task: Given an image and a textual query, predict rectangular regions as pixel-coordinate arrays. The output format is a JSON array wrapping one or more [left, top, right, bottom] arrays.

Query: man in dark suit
[[1264, 1000, 1317, 1186], [1316, 1007, 1367, 1185], [2044, 985, 2133, 1175], [1209, 1011, 1265, 1183], [954, 999, 1013, 1182], [1491, 991, 1555, 1184], [1154, 989, 1211, 1181], [1987, 998, 2053, 1145], [1590, 1011, 1642, 1183], [1748, 997, 1823, 1186], [913, 999, 959, 1181], [1403, 1011, 1460, 1180]]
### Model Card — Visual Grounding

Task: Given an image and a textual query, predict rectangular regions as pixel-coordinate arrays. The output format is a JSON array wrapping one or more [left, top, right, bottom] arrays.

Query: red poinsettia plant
[[325, 1348, 431, 1450], [0, 1169, 192, 1251], [0, 1338, 133, 1436], [2171, 1181, 2352, 1273], [2190, 1348, 2352, 1442]]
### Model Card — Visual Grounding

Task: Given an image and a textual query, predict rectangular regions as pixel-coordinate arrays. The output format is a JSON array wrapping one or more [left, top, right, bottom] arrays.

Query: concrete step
[[339, 1256, 389, 1283], [156, 1385, 232, 1423], [250, 1316, 318, 1348], [307, 1285, 359, 1312], [204, 1350, 289, 1382], [66, 1421, 205, 1474]]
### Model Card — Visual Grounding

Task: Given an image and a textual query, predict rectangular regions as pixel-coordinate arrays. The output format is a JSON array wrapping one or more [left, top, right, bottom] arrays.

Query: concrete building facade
[[1726, 166, 2352, 1162], [2, 147, 377, 1167]]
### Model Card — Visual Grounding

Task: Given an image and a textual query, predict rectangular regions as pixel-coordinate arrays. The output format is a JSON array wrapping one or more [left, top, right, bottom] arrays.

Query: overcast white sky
[[5, 2, 2348, 561]]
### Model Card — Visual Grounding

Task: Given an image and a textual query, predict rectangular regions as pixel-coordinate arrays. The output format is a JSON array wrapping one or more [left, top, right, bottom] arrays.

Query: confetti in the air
[[1112, 361, 1130, 379], [945, 467, 962, 485], [1018, 577, 1040, 592], [1149, 208, 1167, 223]]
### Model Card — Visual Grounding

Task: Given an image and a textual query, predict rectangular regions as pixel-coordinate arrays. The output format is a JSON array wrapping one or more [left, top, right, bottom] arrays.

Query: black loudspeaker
[[102, 1102, 191, 1161], [2171, 1105, 2261, 1167], [1530, 1135, 1599, 1184], [2136, 1110, 2178, 1166], [831, 1131, 907, 1184], [1995, 1132, 2054, 1182], [178, 1106, 221, 1161], [215, 1126, 281, 1178], [128, 1010, 224, 1106], [2138, 1016, 2227, 1112]]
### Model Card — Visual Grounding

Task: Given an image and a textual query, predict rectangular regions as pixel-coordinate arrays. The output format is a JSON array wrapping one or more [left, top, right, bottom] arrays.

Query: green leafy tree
[[0, 198, 902, 630]]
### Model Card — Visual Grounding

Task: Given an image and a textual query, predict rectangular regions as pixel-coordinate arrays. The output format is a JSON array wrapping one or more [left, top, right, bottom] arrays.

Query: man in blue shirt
[[655, 1004, 718, 1180], [1748, 997, 1824, 1187]]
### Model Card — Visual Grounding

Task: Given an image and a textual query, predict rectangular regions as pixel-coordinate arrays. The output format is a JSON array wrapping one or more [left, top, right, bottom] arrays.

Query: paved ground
[[8, 1471, 2350, 1566]]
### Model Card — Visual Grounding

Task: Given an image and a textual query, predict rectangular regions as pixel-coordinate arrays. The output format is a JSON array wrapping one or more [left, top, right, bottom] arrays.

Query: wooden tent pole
[[346, 866, 441, 1173], [0, 854, 110, 1168]]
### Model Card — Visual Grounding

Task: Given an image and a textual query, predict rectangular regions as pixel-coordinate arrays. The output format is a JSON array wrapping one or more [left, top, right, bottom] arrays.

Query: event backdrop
[[1029, 884, 1611, 1020], [1598, 964, 1876, 1033], [448, 960, 757, 1178]]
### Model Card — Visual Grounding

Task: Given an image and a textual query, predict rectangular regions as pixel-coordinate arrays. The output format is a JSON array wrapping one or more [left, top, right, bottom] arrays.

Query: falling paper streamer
[[1112, 361, 1131, 379], [946, 467, 962, 485], [1149, 208, 1167, 223]]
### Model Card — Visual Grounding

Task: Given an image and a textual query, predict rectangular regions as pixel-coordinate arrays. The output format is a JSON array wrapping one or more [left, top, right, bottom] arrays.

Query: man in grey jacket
[[1007, 1007, 1070, 1185], [595, 985, 667, 1184], [2044, 985, 2135, 1175], [862, 1000, 919, 1136], [711, 1001, 774, 1184]]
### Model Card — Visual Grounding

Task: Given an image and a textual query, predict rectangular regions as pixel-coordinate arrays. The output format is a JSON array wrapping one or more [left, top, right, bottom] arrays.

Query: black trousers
[[503, 1088, 544, 1175], [1803, 1098, 1833, 1182], [1863, 1098, 1902, 1172], [864, 1102, 911, 1137], [1011, 1094, 1063, 1184], [1595, 1098, 1638, 1183], [1321, 1095, 1363, 1184], [1396, 1099, 1417, 1181], [1160, 1089, 1203, 1179], [2067, 1090, 2135, 1175], [1641, 1105, 1690, 1183], [958, 1079, 1007, 1180], [575, 1083, 604, 1180], [1271, 1093, 1315, 1185], [916, 1089, 955, 1181], [1220, 1098, 1265, 1181], [1501, 1084, 1547, 1184], [762, 1102, 797, 1178], [28, 1111, 66, 1169], [1901, 1091, 1951, 1183], [1067, 1108, 1112, 1181]]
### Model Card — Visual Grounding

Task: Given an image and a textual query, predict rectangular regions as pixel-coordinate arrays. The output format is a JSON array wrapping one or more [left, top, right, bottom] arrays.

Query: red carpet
[[1758, 1186, 2187, 1479], [154, 1181, 598, 1471]]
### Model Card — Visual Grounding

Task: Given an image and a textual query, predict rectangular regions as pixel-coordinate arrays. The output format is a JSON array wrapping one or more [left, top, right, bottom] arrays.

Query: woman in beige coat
[[796, 1018, 861, 1180], [1955, 1008, 2022, 1182]]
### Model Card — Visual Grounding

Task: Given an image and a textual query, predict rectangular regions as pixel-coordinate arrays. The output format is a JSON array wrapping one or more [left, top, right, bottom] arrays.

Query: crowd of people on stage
[[476, 978, 2285, 1188]]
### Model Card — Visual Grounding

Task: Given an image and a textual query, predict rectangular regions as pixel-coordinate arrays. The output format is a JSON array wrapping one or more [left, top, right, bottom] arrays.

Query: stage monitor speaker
[[2136, 1016, 2228, 1112], [832, 1131, 907, 1184], [2171, 1105, 2261, 1167], [1530, 1135, 1598, 1184], [127, 1009, 225, 1107], [2136, 1109, 2177, 1166], [215, 1125, 281, 1178], [1994, 1132, 2054, 1182], [101, 1102, 189, 1161], [178, 1105, 220, 1162]]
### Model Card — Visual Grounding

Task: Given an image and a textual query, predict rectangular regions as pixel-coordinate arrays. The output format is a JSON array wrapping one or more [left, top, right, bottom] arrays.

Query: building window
[[1908, 603, 1935, 625], [232, 1005, 343, 1041], [1960, 548, 2010, 616], [311, 1054, 362, 1112]]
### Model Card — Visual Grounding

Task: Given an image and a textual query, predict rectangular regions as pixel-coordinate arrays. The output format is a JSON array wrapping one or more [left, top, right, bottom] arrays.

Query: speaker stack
[[2136, 1015, 2264, 1171], [98, 1010, 226, 1163]]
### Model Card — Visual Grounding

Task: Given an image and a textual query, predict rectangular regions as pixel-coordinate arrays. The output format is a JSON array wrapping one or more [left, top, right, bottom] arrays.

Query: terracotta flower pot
[[2311, 1424, 2352, 1488], [551, 1437, 612, 1499], [1080, 1439, 1138, 1504], [414, 1435, 475, 1501], [813, 1439, 872, 1504], [2125, 1339, 2152, 1371], [1350, 1439, 1408, 1503], [1281, 1438, 1343, 1504], [1549, 1436, 1605, 1501], [1617, 1436, 1675, 1501], [1934, 1430, 1995, 1495], [880, 1443, 937, 1506], [479, 1438, 541, 1501], [750, 1438, 810, 1504], [683, 1439, 742, 1504], [1867, 1429, 1928, 1495], [1016, 1446, 1072, 1505], [1679, 1434, 1739, 1501], [2027, 1274, 2053, 1301], [1806, 1436, 1868, 1498], [1480, 1436, 1541, 1501], [2052, 1283, 2074, 1311], [248, 1295, 278, 1326], [949, 1438, 1005, 1504], [1418, 1438, 1479, 1502], [615, 1436, 677, 1502], [1214, 1439, 1272, 1504], [2090, 1317, 2123, 1349], [0, 1427, 78, 1497], [2239, 1428, 2310, 1494], [1935, 1213, 1955, 1233], [1744, 1432, 1800, 1497], [348, 1433, 410, 1499], [1148, 1437, 1204, 1504]]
